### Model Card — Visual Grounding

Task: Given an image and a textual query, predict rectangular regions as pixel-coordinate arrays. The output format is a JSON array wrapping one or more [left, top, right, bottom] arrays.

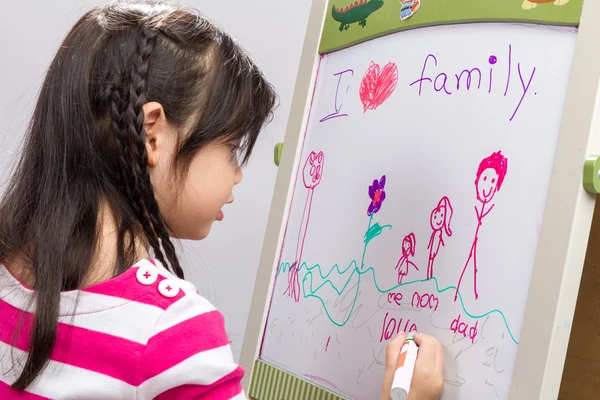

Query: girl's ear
[[142, 102, 167, 167]]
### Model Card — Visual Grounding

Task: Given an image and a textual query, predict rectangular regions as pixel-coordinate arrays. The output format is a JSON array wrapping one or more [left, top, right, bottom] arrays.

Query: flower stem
[[361, 214, 374, 269]]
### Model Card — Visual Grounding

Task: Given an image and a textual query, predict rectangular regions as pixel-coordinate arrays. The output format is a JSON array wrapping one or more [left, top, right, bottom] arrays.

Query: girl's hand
[[380, 332, 445, 400]]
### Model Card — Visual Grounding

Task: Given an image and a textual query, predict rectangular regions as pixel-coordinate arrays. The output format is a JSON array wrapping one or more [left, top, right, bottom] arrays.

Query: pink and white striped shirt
[[0, 259, 246, 399]]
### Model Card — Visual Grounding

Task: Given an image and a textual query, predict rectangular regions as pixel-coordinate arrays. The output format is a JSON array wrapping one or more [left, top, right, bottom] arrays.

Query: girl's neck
[[5, 201, 150, 289]]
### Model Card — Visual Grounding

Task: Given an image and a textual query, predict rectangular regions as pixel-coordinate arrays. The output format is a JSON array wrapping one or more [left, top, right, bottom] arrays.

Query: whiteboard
[[258, 23, 577, 400]]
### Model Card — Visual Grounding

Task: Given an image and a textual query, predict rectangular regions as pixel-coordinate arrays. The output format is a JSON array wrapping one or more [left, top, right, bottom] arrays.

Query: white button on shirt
[[158, 279, 180, 298], [136, 266, 158, 285]]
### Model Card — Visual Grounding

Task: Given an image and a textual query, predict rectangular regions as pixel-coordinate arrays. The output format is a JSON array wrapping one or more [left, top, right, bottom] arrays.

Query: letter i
[[488, 55, 497, 93]]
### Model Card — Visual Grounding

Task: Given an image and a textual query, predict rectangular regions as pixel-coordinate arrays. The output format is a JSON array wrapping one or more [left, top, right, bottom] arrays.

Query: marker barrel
[[390, 338, 419, 400]]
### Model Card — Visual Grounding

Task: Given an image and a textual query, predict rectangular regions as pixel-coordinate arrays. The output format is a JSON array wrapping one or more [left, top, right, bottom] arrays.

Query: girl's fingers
[[381, 332, 407, 399], [413, 333, 439, 367], [385, 332, 407, 370]]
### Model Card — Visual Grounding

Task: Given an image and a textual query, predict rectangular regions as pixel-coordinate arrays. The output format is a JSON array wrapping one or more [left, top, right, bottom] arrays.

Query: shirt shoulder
[[134, 260, 245, 400]]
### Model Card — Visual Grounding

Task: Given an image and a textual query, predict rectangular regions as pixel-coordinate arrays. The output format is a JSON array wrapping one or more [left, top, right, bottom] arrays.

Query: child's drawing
[[332, 0, 384, 31], [427, 197, 453, 280], [395, 233, 418, 284], [359, 61, 399, 113], [362, 175, 392, 268], [522, 0, 570, 10], [367, 175, 386, 216], [455, 151, 508, 301], [284, 151, 324, 302], [399, 0, 420, 20]]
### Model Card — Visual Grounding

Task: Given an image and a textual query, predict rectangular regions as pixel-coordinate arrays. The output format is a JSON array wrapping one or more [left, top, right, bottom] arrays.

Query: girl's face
[[402, 239, 411, 256], [430, 206, 445, 230], [145, 103, 243, 240]]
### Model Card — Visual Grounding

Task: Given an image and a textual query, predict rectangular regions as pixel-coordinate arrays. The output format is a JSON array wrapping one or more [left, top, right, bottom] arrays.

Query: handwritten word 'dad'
[[451, 314, 479, 344]]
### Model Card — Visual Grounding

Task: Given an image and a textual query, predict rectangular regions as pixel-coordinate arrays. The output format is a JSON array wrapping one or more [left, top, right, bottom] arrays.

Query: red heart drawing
[[359, 61, 398, 113]]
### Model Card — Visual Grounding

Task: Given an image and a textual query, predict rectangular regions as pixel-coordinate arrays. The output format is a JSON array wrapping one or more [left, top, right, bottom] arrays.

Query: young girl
[[427, 196, 453, 280], [395, 232, 419, 284], [0, 1, 445, 399]]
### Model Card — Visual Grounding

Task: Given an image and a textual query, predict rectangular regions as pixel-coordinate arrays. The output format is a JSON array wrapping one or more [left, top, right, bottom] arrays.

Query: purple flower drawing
[[368, 175, 387, 216]]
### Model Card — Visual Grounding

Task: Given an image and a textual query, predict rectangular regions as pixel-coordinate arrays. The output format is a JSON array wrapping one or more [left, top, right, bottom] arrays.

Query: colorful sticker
[[332, 0, 385, 31], [320, 0, 583, 53], [399, 0, 420, 21]]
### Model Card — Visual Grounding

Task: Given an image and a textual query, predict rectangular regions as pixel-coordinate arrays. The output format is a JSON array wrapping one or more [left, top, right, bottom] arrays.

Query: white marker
[[390, 334, 419, 400]]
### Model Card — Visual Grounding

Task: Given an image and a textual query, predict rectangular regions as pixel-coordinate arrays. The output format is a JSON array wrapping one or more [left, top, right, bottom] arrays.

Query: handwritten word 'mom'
[[411, 292, 439, 311], [410, 45, 536, 122]]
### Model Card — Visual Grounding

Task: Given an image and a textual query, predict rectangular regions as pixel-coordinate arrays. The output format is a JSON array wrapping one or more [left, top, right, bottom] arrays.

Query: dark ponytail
[[4, 0, 276, 389]]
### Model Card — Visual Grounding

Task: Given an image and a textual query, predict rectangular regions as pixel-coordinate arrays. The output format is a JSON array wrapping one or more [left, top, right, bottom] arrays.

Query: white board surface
[[259, 23, 577, 400]]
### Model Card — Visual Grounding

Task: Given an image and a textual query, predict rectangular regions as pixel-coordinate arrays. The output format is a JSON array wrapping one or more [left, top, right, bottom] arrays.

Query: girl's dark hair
[[2, 0, 276, 390]]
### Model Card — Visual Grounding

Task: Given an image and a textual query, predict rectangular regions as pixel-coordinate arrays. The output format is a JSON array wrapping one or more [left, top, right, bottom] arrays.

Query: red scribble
[[455, 151, 508, 301], [395, 232, 419, 284], [284, 151, 324, 302], [326, 336, 331, 351], [427, 197, 453, 280], [359, 61, 398, 113]]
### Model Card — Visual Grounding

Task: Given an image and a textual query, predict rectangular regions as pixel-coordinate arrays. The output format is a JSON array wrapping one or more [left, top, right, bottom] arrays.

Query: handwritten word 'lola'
[[410, 45, 536, 121], [380, 312, 418, 342], [411, 292, 439, 311], [451, 314, 478, 344]]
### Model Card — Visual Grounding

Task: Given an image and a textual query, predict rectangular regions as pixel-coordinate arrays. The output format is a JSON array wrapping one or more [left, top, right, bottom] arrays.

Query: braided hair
[[110, 26, 182, 277], [4, 0, 276, 390]]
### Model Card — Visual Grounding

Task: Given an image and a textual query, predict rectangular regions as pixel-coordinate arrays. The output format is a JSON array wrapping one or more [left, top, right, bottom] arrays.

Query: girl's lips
[[217, 210, 224, 221]]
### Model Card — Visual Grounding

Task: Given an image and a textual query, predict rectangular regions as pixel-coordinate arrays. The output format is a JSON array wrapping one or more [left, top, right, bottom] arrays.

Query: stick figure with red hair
[[455, 151, 508, 301]]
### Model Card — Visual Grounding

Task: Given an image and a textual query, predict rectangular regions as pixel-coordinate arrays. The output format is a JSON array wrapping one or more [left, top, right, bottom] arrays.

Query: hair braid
[[124, 26, 183, 277], [108, 67, 160, 268], [109, 84, 134, 272]]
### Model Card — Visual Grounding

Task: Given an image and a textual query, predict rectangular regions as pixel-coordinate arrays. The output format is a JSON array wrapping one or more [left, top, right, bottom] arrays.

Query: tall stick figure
[[455, 151, 508, 301], [427, 197, 453, 280], [395, 232, 418, 284], [284, 151, 324, 302]]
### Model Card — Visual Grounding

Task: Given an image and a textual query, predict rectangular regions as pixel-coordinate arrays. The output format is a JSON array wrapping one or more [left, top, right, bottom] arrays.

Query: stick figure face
[[476, 167, 499, 203], [402, 239, 411, 256], [475, 151, 507, 204], [402, 233, 415, 257], [430, 206, 446, 230], [303, 151, 324, 189]]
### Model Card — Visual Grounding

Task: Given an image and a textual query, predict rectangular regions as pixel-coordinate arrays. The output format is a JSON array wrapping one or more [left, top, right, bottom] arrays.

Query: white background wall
[[0, 0, 311, 359]]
